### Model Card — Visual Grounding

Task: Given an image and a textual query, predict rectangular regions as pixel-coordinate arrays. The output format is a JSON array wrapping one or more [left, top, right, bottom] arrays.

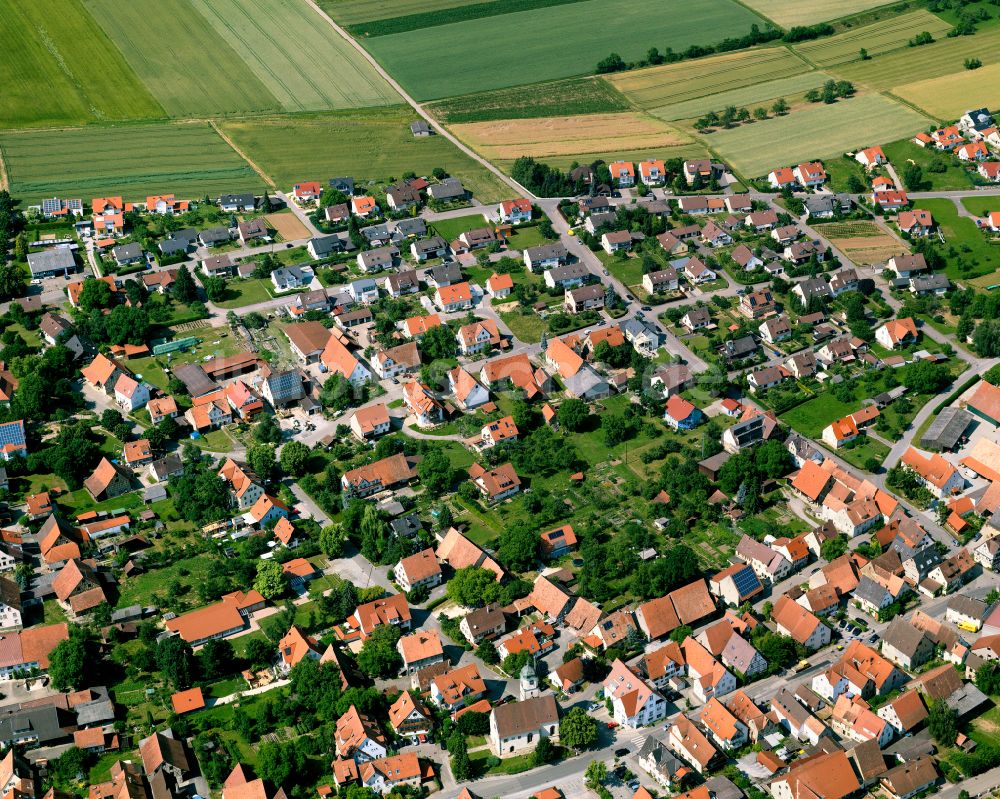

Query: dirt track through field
[[210, 120, 275, 188]]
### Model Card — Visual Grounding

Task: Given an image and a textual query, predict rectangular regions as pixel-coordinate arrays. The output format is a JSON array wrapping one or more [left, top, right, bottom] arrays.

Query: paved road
[[302, 0, 534, 202]]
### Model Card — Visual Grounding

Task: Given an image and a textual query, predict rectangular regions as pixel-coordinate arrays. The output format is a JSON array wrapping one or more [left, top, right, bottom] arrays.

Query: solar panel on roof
[[732, 566, 760, 597]]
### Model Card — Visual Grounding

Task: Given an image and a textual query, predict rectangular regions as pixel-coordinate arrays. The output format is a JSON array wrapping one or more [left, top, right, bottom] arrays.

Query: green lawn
[[835, 435, 891, 470], [881, 138, 974, 191], [116, 553, 217, 608], [918, 198, 1000, 281], [780, 390, 862, 438], [215, 278, 281, 308], [499, 310, 547, 343], [430, 213, 491, 242], [598, 251, 643, 286], [60, 487, 145, 517]]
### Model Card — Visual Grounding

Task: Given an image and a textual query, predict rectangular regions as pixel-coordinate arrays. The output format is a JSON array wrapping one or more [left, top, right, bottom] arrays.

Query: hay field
[[707, 94, 929, 178], [495, 144, 711, 174], [362, 0, 767, 101], [450, 113, 691, 160], [219, 110, 511, 202], [84, 0, 282, 117], [893, 63, 1000, 120], [651, 73, 829, 121], [738, 0, 900, 27], [0, 0, 163, 128], [188, 0, 399, 111], [0, 123, 261, 200], [793, 11, 952, 67], [832, 25, 1000, 89], [608, 47, 810, 110]]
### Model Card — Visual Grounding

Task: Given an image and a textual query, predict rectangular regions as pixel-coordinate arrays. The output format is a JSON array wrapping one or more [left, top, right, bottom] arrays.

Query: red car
[[607, 721, 618, 730]]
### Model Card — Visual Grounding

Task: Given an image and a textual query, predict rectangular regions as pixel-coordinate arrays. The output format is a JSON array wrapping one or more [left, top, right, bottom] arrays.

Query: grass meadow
[[494, 143, 711, 173], [706, 93, 929, 178], [792, 10, 952, 67], [0, 123, 262, 199], [219, 109, 511, 201], [0, 0, 164, 128], [607, 47, 810, 110], [427, 78, 630, 123], [362, 0, 768, 100], [738, 0, 904, 27]]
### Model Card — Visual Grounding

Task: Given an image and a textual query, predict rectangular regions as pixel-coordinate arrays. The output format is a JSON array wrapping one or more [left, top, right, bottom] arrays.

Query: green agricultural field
[[362, 0, 768, 101], [319, 0, 483, 24], [608, 46, 810, 110], [792, 10, 952, 67], [918, 199, 1000, 282], [219, 109, 511, 202], [738, 0, 900, 27], [0, 123, 261, 201], [706, 94, 929, 178], [83, 0, 281, 117], [832, 25, 1000, 89], [0, 0, 164, 128], [187, 0, 399, 111], [426, 78, 630, 123], [344, 0, 586, 36], [650, 72, 829, 121]]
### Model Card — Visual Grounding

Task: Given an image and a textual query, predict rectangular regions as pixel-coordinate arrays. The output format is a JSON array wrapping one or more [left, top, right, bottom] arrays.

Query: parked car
[[614, 748, 630, 758]]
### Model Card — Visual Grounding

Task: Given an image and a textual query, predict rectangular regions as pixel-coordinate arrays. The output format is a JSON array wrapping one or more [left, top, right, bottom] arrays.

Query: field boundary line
[[300, 0, 534, 200], [880, 89, 938, 124], [210, 120, 276, 188], [0, 146, 8, 192], [786, 43, 820, 70]]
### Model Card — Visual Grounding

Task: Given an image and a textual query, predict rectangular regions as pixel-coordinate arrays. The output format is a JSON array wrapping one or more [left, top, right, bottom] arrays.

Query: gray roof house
[[329, 177, 355, 195], [394, 218, 428, 238], [428, 178, 466, 202], [307, 233, 354, 259], [429, 263, 464, 287], [27, 247, 76, 277], [112, 243, 144, 265], [159, 229, 198, 255], [198, 226, 232, 247]]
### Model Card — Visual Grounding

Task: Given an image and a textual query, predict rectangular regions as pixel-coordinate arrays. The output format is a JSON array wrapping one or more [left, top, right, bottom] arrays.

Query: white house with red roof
[[114, 374, 149, 412], [497, 199, 532, 224], [793, 162, 827, 188], [604, 659, 669, 728], [957, 141, 990, 161], [855, 146, 887, 168], [292, 181, 322, 205], [610, 161, 635, 187], [979, 162, 1000, 183], [639, 159, 667, 185], [767, 168, 796, 189]]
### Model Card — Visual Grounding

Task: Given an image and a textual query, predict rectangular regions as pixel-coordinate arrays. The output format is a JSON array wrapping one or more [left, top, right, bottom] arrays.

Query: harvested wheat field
[[831, 236, 907, 265], [450, 113, 692, 160], [265, 212, 310, 241]]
